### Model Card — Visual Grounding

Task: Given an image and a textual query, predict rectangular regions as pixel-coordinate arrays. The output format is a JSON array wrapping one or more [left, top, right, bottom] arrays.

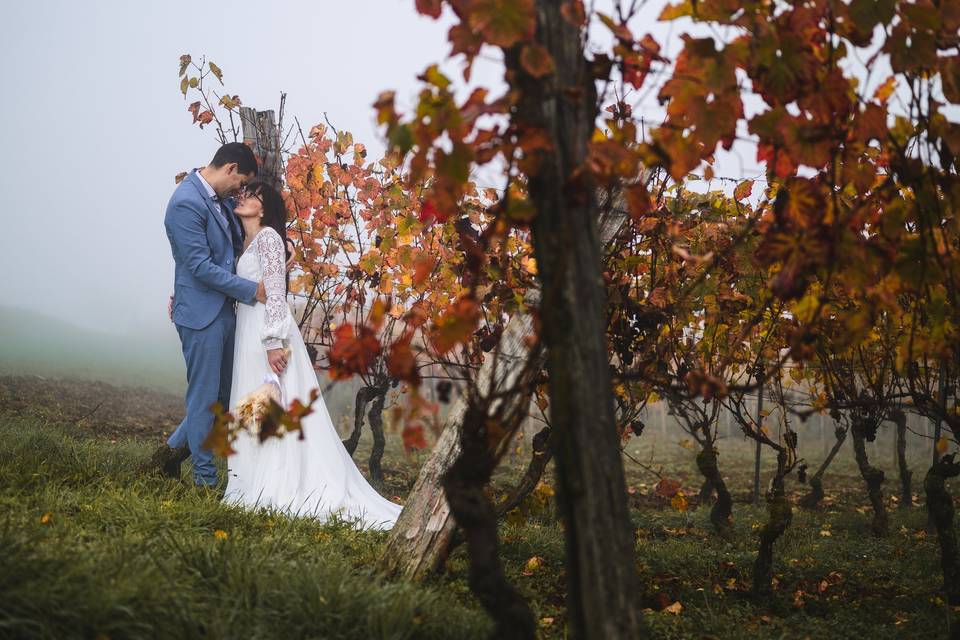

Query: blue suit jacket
[[165, 170, 258, 330]]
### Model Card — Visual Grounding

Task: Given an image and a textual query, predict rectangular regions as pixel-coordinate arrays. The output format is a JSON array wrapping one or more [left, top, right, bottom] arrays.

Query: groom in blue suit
[[147, 142, 266, 487]]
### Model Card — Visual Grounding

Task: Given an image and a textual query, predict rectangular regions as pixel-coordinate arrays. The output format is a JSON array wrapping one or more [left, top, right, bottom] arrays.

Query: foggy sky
[[0, 0, 765, 339]]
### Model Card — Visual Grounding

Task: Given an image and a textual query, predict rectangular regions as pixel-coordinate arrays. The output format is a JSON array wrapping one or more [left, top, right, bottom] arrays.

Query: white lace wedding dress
[[222, 227, 402, 530]]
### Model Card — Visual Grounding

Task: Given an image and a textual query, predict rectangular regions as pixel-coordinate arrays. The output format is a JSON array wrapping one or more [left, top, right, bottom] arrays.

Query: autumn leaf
[[734, 180, 754, 201], [663, 601, 683, 615], [671, 491, 689, 513], [654, 476, 682, 498], [415, 0, 443, 19], [219, 94, 241, 110], [208, 61, 223, 84], [937, 436, 950, 455], [328, 325, 382, 379], [429, 297, 481, 354], [178, 54, 191, 77], [520, 43, 555, 78], [203, 402, 237, 457], [402, 423, 429, 451], [522, 556, 545, 576], [467, 0, 535, 48], [418, 199, 448, 225], [387, 341, 420, 385]]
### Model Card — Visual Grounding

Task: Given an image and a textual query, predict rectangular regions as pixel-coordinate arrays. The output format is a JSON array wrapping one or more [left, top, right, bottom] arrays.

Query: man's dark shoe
[[141, 444, 190, 479]]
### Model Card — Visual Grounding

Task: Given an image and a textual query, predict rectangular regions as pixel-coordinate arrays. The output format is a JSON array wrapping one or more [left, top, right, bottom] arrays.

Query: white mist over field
[[0, 0, 822, 385]]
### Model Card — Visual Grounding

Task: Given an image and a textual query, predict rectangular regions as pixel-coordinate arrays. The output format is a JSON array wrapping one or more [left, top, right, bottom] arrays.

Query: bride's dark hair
[[243, 179, 291, 289]]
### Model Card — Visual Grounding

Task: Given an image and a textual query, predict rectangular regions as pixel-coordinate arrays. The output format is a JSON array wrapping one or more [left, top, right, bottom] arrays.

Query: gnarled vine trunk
[[851, 422, 888, 537], [368, 390, 387, 483], [753, 451, 792, 597], [896, 416, 912, 509], [343, 386, 377, 456], [925, 457, 960, 639], [441, 403, 536, 640], [496, 426, 553, 518], [799, 426, 847, 510], [696, 445, 733, 538]]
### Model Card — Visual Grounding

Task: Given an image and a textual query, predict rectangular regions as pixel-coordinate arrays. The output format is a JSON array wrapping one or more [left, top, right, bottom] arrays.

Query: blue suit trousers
[[168, 300, 236, 486]]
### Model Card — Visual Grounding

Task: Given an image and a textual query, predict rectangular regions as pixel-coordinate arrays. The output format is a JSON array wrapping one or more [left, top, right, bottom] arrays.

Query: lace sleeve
[[255, 228, 292, 350]]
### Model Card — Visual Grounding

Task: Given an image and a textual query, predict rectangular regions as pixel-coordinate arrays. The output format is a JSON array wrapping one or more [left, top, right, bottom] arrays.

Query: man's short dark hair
[[210, 142, 258, 176]]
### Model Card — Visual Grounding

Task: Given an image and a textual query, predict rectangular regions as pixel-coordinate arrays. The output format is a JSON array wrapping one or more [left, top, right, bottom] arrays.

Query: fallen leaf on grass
[[663, 601, 683, 615], [522, 556, 545, 576], [40, 512, 52, 525]]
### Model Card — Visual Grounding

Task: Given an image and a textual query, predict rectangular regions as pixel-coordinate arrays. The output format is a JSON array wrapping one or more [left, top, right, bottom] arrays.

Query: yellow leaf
[[671, 491, 689, 513], [663, 601, 683, 615], [40, 512, 52, 525], [522, 556, 545, 575], [937, 437, 950, 455]]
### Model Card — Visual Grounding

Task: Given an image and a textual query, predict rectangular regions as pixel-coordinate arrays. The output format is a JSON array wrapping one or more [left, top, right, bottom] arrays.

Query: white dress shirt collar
[[195, 169, 218, 200]]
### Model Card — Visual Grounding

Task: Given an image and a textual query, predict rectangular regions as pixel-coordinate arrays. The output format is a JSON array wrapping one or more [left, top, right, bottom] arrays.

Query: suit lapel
[[187, 171, 231, 241]]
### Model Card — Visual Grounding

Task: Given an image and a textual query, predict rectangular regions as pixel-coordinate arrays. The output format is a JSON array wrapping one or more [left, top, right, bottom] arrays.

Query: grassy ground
[[0, 376, 949, 639]]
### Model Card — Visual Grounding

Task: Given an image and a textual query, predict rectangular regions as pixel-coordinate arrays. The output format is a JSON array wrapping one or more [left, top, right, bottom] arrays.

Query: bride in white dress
[[222, 180, 402, 530]]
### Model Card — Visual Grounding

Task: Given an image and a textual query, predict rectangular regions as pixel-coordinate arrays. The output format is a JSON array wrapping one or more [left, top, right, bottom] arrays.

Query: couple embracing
[[146, 142, 401, 530]]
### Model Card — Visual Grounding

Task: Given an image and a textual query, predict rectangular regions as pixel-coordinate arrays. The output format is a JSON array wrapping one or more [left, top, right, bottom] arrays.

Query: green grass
[[0, 418, 489, 640], [0, 408, 949, 639]]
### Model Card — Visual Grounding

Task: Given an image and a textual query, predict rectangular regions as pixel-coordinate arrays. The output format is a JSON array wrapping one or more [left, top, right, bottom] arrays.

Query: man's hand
[[267, 348, 288, 374], [168, 295, 174, 322], [285, 239, 296, 273], [256, 281, 267, 304]]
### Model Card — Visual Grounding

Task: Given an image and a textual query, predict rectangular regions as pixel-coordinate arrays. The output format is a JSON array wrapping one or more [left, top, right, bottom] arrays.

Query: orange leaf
[[671, 491, 689, 513], [734, 180, 754, 201], [430, 297, 481, 355], [328, 325, 381, 379], [520, 43, 555, 78], [937, 436, 950, 455]]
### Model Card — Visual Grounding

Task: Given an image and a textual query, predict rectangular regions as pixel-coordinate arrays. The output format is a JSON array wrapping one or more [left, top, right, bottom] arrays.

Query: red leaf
[[402, 423, 429, 451], [654, 477, 682, 498], [419, 199, 449, 225], [328, 325, 381, 379], [416, 0, 443, 19], [387, 341, 420, 385]]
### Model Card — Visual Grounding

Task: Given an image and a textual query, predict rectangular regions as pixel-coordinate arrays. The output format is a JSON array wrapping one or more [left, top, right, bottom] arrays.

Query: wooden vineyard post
[[240, 106, 282, 187]]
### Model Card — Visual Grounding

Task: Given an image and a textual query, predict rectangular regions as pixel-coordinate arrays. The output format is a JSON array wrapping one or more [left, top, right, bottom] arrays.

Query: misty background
[[0, 1, 513, 391], [0, 1, 853, 393]]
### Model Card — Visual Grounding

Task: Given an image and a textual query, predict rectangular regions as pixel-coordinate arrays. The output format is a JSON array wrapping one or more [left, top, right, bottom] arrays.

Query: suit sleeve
[[165, 198, 258, 304]]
